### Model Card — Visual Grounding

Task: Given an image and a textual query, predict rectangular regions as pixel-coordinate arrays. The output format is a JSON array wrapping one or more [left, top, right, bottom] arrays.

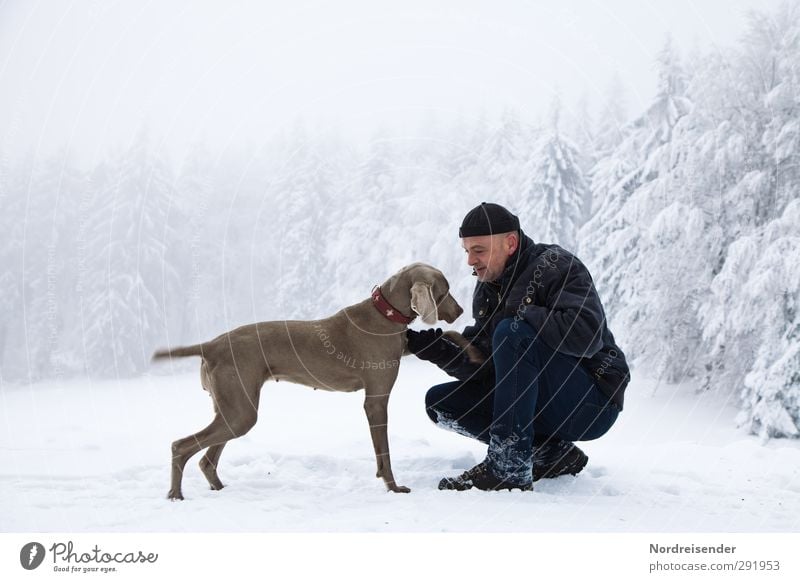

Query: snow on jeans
[[425, 318, 620, 486]]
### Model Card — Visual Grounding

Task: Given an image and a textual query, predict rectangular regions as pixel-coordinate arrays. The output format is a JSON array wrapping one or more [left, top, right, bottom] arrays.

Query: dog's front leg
[[363, 392, 410, 493]]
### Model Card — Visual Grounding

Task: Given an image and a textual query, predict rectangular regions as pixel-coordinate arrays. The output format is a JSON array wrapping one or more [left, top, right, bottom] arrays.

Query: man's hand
[[406, 328, 444, 358], [406, 328, 491, 382]]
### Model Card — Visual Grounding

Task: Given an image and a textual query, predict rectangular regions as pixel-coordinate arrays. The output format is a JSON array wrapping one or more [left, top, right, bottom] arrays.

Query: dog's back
[[152, 299, 405, 394]]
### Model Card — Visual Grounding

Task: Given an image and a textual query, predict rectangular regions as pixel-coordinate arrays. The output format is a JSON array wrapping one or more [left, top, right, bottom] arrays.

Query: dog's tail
[[151, 343, 205, 362]]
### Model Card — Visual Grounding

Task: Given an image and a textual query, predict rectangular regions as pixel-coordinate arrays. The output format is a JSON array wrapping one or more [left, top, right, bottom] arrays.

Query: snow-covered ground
[[1, 359, 798, 532]]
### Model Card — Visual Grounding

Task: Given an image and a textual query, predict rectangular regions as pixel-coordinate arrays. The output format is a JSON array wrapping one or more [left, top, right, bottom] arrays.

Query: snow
[[2, 359, 798, 532]]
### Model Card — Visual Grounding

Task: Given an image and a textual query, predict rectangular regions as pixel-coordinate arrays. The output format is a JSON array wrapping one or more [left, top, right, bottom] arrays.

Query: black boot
[[532, 440, 588, 481], [438, 461, 533, 491]]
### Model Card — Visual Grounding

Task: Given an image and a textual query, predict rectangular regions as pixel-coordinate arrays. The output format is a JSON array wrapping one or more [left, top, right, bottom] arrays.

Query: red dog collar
[[371, 286, 415, 325]]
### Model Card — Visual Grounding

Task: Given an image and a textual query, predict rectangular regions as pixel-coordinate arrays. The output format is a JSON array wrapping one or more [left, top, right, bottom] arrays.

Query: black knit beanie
[[458, 202, 520, 238]]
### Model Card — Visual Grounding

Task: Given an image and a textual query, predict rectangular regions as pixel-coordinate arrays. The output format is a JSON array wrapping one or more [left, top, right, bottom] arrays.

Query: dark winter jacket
[[412, 231, 630, 410]]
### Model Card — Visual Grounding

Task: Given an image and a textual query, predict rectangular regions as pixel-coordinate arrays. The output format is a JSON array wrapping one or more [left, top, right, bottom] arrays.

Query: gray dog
[[153, 262, 465, 500]]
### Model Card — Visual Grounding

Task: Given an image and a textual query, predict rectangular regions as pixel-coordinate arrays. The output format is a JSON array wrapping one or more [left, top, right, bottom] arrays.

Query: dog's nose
[[443, 303, 463, 323]]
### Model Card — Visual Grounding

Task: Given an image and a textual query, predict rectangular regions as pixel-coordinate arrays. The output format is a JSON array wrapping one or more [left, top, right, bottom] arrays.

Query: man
[[407, 202, 630, 491]]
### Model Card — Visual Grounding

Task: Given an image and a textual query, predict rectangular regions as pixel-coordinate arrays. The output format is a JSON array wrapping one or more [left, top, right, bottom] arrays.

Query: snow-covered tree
[[323, 135, 400, 308], [695, 3, 800, 437], [172, 145, 226, 343], [473, 108, 535, 209], [272, 130, 342, 319], [81, 131, 181, 377], [578, 35, 692, 324], [0, 154, 32, 380], [753, 2, 800, 221], [701, 199, 800, 439], [575, 6, 799, 436], [594, 73, 630, 157], [23, 150, 86, 379], [568, 91, 596, 176], [522, 98, 589, 248]]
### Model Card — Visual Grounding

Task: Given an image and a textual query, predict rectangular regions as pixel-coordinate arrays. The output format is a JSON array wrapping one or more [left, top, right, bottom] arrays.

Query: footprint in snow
[[587, 466, 608, 478]]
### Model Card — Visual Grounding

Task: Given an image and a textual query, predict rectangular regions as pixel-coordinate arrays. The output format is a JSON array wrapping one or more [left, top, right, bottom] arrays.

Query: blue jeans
[[425, 318, 619, 485]]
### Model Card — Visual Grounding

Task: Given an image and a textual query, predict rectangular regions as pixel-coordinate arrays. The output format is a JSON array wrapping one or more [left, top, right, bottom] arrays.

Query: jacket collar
[[486, 230, 534, 295]]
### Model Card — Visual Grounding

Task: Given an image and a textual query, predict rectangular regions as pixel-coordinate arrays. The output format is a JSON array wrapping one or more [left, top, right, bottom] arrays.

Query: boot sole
[[438, 476, 534, 492]]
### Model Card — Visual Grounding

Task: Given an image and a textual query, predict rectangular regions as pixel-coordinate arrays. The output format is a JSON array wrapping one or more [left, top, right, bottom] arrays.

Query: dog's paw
[[167, 489, 185, 501], [388, 484, 411, 493], [441, 331, 486, 364]]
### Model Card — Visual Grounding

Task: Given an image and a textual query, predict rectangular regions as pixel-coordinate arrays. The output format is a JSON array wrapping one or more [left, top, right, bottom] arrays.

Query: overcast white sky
[[0, 0, 782, 168]]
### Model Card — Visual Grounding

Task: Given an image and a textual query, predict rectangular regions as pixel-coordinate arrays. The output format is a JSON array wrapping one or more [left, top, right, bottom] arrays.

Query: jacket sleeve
[[509, 257, 606, 358], [462, 323, 480, 340], [409, 329, 489, 381]]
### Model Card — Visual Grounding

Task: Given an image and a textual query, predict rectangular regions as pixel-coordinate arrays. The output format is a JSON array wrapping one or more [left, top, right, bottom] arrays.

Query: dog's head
[[387, 262, 463, 325]]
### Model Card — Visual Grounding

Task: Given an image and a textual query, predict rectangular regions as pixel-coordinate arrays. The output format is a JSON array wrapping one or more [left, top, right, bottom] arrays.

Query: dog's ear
[[410, 282, 438, 325]]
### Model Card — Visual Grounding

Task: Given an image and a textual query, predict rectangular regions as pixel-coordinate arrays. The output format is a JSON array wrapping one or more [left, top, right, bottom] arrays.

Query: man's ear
[[410, 282, 438, 325], [505, 232, 519, 255]]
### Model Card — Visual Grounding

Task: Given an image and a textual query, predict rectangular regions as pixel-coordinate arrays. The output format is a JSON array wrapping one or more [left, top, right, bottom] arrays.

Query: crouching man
[[407, 202, 630, 491]]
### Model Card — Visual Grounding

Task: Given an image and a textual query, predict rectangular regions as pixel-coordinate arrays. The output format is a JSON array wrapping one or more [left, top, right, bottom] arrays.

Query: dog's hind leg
[[168, 410, 257, 501], [169, 363, 262, 500], [199, 443, 226, 491], [197, 391, 227, 491]]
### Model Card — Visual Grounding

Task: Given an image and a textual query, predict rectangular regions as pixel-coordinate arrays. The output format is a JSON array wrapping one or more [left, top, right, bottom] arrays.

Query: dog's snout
[[441, 297, 463, 323]]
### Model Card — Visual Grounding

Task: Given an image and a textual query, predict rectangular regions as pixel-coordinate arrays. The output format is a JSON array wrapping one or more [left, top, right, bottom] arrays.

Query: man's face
[[461, 232, 518, 282]]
